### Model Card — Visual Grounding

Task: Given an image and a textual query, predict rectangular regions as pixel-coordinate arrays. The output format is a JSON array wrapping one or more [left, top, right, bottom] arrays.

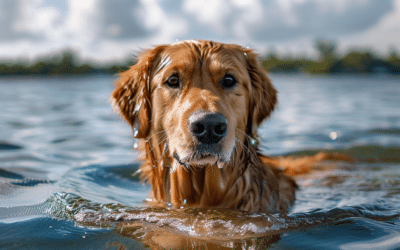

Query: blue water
[[1, 74, 400, 249]]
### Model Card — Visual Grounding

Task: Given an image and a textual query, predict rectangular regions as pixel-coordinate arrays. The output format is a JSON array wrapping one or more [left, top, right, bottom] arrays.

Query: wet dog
[[110, 40, 298, 213]]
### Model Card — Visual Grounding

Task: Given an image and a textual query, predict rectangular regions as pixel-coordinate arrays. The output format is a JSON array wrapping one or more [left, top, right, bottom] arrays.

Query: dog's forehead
[[158, 41, 247, 71]]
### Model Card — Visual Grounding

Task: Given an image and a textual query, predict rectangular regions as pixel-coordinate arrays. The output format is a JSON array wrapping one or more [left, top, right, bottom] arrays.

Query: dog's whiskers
[[235, 128, 258, 146], [232, 142, 238, 165], [146, 130, 167, 142], [147, 133, 168, 154], [235, 137, 261, 167], [156, 142, 169, 163]]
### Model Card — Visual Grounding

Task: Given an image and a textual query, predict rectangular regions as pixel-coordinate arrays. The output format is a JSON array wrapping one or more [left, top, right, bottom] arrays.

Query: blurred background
[[0, 0, 399, 74]]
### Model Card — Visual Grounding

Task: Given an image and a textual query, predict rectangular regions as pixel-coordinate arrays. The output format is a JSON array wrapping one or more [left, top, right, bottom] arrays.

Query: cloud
[[61, 0, 157, 48], [0, 0, 29, 41], [0, 0, 397, 60], [62, 0, 187, 43], [0, 0, 62, 41], [339, 0, 400, 53], [179, 0, 263, 41], [0, 0, 187, 60], [99, 0, 154, 39], [180, 0, 393, 43]]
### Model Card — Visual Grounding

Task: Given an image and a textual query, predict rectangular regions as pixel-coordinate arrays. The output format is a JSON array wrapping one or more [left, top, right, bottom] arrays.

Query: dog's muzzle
[[173, 111, 229, 167]]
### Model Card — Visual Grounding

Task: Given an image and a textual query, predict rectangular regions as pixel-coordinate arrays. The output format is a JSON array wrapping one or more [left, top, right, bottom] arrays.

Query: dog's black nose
[[189, 112, 228, 144]]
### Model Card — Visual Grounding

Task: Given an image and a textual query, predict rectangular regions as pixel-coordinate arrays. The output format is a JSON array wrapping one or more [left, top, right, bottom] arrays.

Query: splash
[[45, 192, 399, 238]]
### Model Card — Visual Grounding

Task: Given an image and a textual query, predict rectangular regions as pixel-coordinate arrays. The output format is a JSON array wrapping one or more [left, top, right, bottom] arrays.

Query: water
[[1, 74, 399, 249]]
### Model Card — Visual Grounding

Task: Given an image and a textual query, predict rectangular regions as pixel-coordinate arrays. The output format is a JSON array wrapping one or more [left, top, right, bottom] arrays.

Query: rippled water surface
[[1, 74, 400, 249]]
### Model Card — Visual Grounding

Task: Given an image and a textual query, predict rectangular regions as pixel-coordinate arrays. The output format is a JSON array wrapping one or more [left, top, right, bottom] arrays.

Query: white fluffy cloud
[[0, 0, 397, 61], [182, 0, 263, 39], [0, 0, 61, 41], [339, 0, 400, 53]]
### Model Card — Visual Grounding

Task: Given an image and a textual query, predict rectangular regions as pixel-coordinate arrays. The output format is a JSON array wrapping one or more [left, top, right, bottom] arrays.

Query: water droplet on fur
[[133, 128, 139, 138], [133, 142, 138, 149], [183, 199, 187, 204], [217, 161, 224, 169], [250, 137, 257, 146], [134, 100, 142, 114], [244, 52, 248, 58], [133, 120, 141, 138]]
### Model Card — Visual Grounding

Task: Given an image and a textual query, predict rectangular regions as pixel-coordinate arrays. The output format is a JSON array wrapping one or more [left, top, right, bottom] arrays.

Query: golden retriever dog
[[110, 40, 350, 213]]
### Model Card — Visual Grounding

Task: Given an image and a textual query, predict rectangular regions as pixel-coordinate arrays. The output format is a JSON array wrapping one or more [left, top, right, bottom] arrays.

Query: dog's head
[[111, 40, 277, 168]]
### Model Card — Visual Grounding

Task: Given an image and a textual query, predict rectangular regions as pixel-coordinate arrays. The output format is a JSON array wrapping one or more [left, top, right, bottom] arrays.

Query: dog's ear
[[245, 50, 277, 138], [110, 46, 166, 139]]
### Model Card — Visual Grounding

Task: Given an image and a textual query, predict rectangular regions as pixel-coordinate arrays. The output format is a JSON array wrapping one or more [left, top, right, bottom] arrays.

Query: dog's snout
[[189, 112, 228, 144]]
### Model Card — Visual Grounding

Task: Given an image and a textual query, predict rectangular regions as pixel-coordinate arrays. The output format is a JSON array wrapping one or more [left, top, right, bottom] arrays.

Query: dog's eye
[[220, 74, 237, 89], [165, 75, 180, 88]]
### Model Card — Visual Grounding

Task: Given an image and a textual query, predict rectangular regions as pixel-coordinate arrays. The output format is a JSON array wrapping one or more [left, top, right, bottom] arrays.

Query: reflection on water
[[42, 192, 399, 249], [1, 74, 400, 249]]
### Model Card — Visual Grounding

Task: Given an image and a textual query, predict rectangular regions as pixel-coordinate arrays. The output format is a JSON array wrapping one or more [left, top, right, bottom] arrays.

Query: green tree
[[388, 46, 400, 72], [57, 50, 77, 74], [315, 39, 337, 61], [341, 51, 375, 73], [309, 39, 337, 73]]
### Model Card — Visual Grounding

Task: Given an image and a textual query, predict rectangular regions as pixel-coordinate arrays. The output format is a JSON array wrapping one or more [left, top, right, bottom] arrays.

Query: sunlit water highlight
[[1, 74, 400, 249]]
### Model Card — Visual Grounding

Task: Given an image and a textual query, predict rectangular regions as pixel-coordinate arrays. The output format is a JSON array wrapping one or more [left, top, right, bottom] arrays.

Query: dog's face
[[111, 40, 277, 168]]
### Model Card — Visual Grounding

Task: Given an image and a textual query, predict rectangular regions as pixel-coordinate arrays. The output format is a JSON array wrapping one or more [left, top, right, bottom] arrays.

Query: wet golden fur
[[111, 40, 303, 213]]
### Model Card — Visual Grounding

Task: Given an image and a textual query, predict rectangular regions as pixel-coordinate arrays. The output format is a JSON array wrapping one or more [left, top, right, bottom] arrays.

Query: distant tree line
[[0, 41, 399, 76], [0, 49, 135, 76], [262, 40, 400, 74]]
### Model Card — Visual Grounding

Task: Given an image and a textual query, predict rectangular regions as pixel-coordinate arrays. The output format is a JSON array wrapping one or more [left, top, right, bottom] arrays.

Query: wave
[[284, 144, 400, 163], [41, 193, 399, 246], [0, 141, 23, 151]]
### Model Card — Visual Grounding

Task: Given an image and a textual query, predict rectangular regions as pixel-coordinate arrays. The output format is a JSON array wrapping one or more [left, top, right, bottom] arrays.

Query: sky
[[0, 0, 399, 62]]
